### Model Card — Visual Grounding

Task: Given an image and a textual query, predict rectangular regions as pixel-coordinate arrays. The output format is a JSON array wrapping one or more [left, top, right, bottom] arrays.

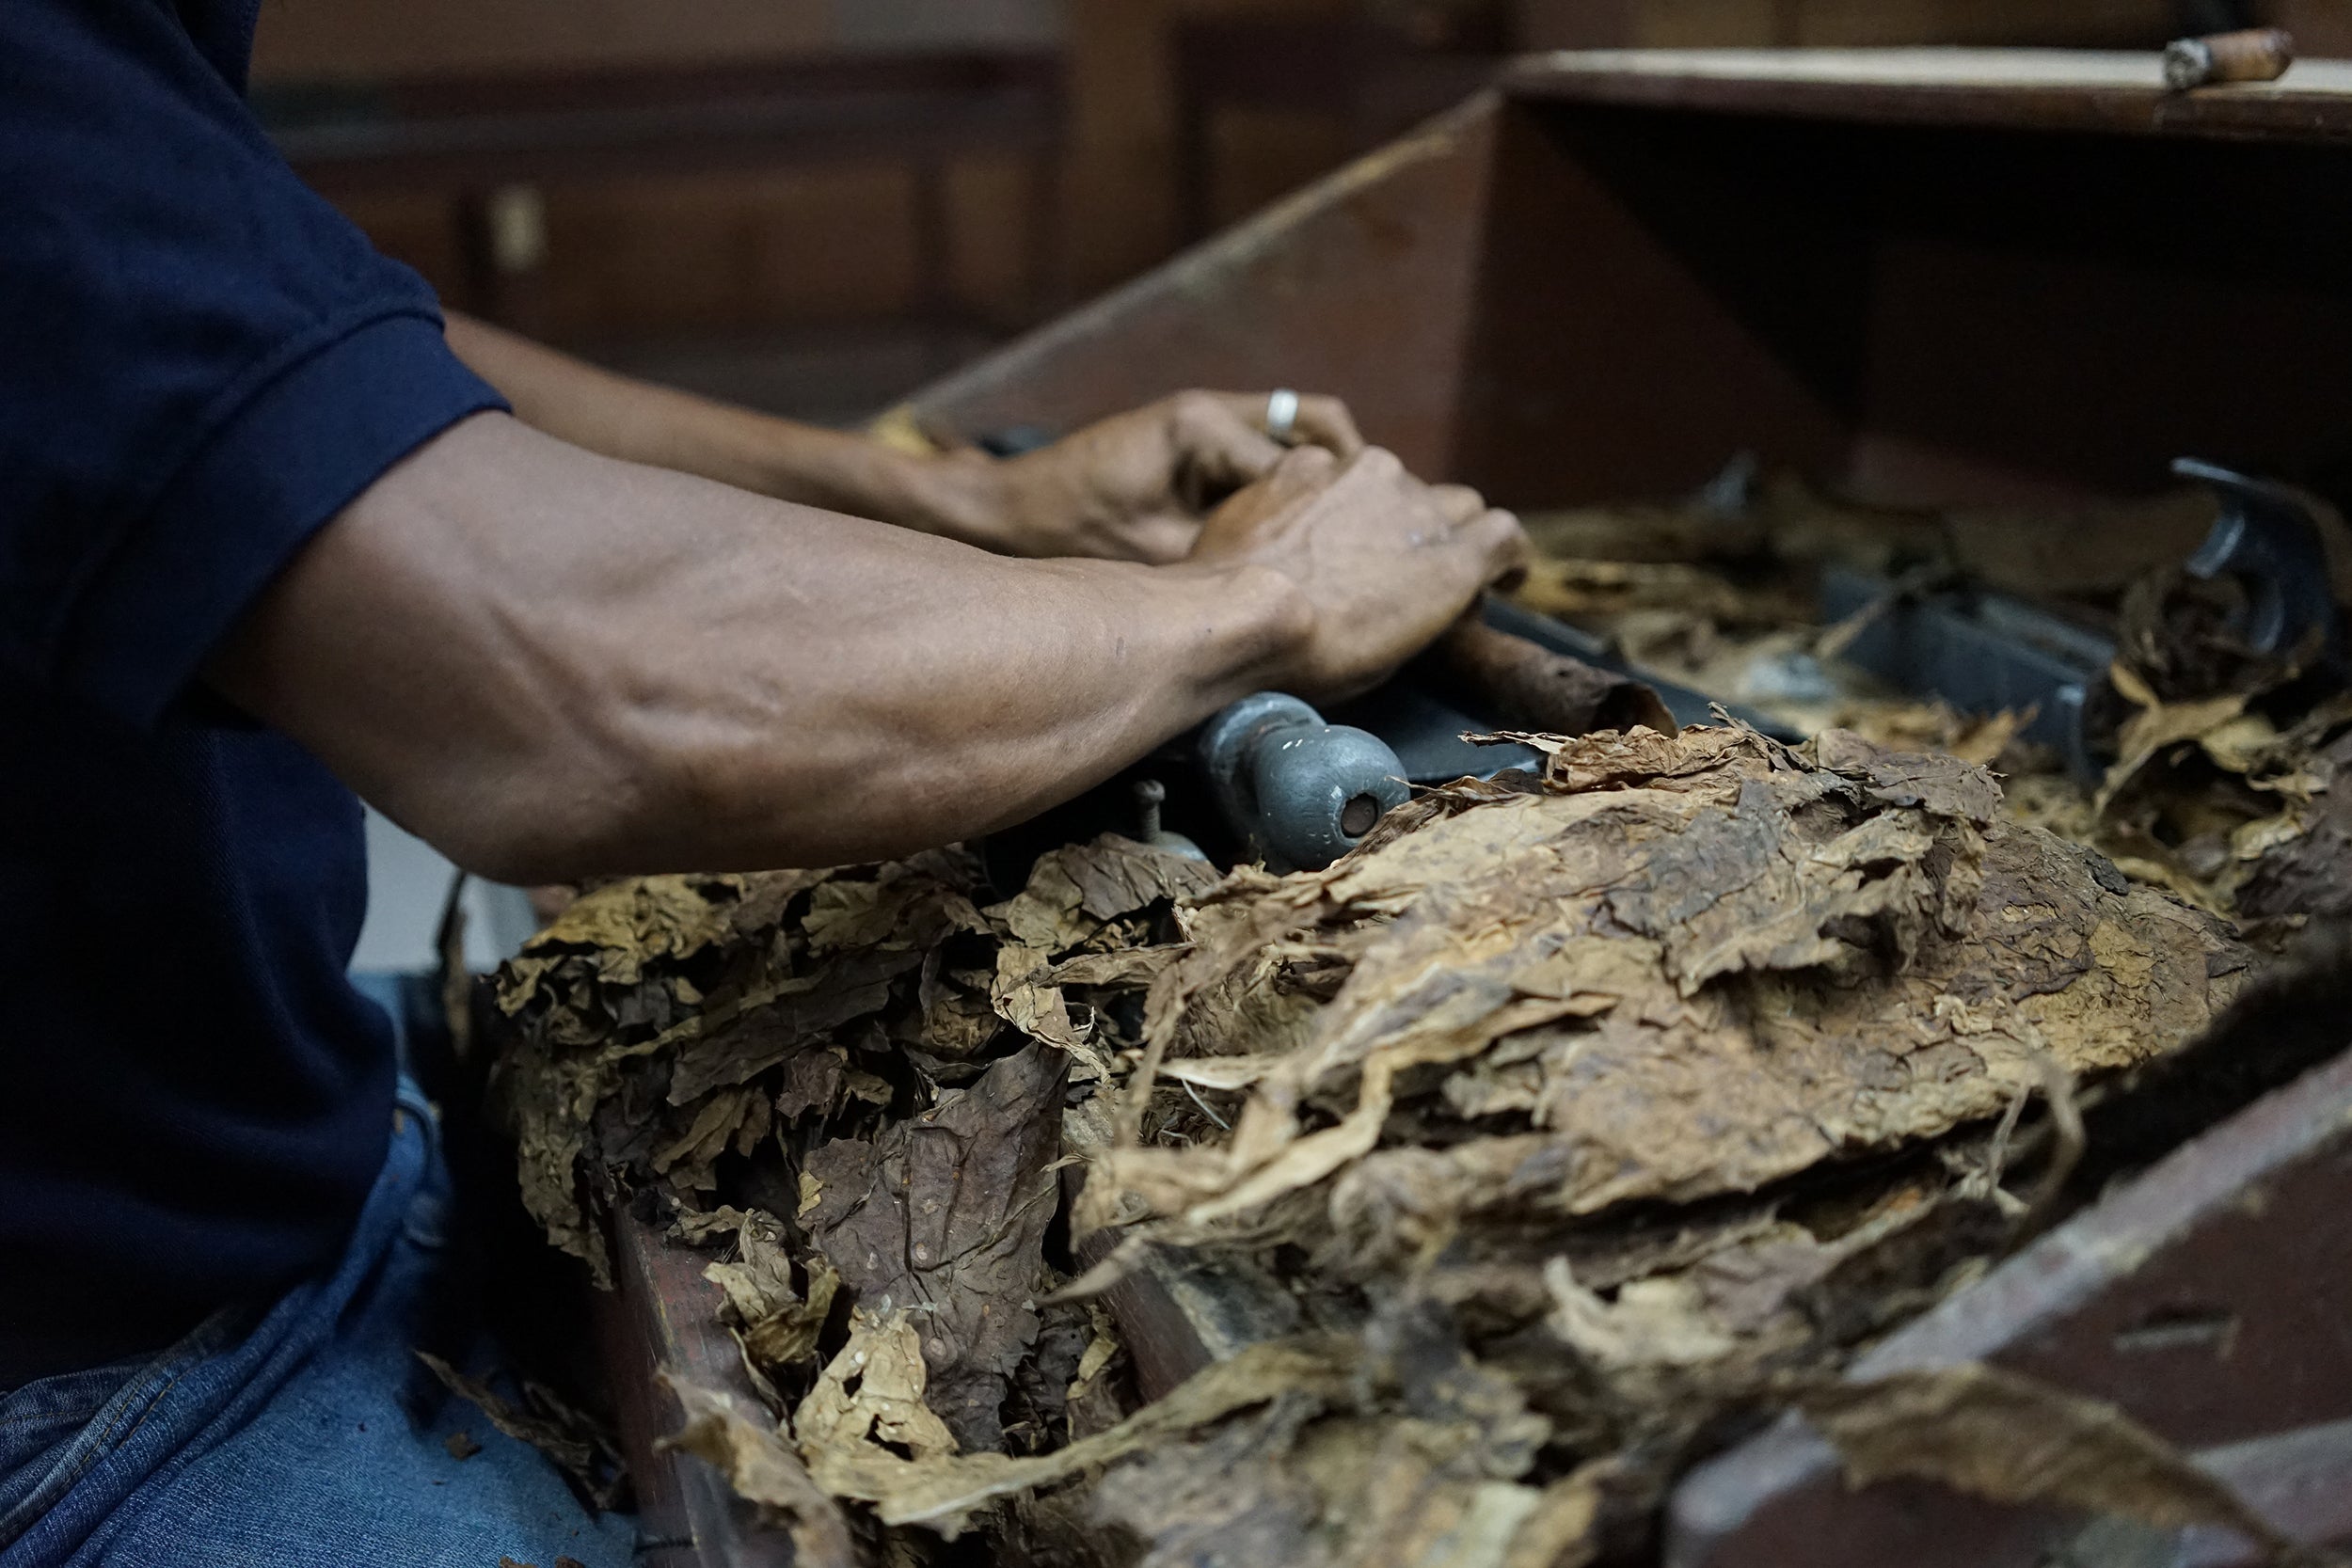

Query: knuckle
[[1430, 483, 1482, 517], [1282, 443, 1339, 477]]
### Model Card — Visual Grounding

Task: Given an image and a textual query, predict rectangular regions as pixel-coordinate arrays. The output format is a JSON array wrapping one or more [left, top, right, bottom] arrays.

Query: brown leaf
[[2238, 729, 2352, 920], [1801, 1363, 2296, 1557], [699, 1209, 837, 1380], [1811, 727, 2002, 824], [497, 875, 743, 1006], [803, 1334, 1360, 1536], [1093, 726, 2244, 1255], [804, 1043, 1068, 1451], [989, 835, 1222, 953], [416, 1352, 623, 1507]]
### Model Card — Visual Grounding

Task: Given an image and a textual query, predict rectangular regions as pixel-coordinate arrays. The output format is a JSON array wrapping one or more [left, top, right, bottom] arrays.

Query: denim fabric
[[0, 1082, 636, 1567]]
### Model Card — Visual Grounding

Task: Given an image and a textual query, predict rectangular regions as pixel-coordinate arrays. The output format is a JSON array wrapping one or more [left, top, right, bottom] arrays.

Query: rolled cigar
[[1430, 613, 1677, 738], [2163, 27, 2294, 91]]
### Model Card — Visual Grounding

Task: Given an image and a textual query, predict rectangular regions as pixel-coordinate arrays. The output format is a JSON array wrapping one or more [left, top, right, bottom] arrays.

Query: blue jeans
[[0, 1078, 638, 1567]]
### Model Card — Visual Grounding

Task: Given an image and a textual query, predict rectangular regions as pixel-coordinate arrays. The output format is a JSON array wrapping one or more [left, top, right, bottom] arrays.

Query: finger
[[1187, 444, 1340, 563], [1427, 483, 1485, 527], [1467, 507, 1532, 592], [1209, 391, 1360, 458], [1124, 514, 1202, 566], [1249, 442, 1342, 503], [1343, 445, 1405, 484], [1170, 392, 1288, 497], [1293, 395, 1364, 457]]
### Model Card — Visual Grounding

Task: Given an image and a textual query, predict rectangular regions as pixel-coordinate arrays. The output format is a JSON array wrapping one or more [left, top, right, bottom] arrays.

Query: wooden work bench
[[608, 48, 2352, 1567]]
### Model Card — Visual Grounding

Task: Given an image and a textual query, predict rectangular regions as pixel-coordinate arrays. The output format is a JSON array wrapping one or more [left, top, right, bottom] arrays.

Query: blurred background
[[294, 0, 2338, 970], [256, 0, 2343, 431]]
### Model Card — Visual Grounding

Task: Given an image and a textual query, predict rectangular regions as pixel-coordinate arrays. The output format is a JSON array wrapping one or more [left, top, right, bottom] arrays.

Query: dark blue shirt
[[1, 0, 506, 1385]]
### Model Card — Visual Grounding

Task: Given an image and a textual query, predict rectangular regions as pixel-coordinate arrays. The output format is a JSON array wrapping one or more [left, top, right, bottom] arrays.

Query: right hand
[[1186, 445, 1527, 703]]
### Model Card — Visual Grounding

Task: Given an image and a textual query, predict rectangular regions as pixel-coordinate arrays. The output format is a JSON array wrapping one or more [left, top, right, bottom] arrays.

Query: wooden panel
[[1447, 97, 1855, 504], [533, 166, 929, 336], [2272, 0, 2352, 56], [251, 0, 831, 82], [1504, 48, 2352, 139], [1785, 0, 2171, 47], [907, 93, 1500, 474], [910, 48, 2352, 515], [1514, 0, 2177, 50], [1465, 96, 2352, 506]]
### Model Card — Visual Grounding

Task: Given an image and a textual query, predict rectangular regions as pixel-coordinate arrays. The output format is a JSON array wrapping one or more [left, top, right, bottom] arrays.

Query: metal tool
[[1820, 563, 2117, 783], [1817, 459, 2339, 783], [1128, 778, 1210, 863], [2175, 457, 2342, 673], [1198, 693, 1411, 872]]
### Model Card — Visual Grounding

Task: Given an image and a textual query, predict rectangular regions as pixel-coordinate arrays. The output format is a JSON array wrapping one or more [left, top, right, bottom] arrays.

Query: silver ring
[[1264, 388, 1300, 445]]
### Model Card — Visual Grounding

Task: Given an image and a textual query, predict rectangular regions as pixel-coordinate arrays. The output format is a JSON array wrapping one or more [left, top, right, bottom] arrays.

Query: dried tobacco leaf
[[697, 1208, 841, 1384], [417, 1351, 626, 1509], [1091, 726, 2244, 1262], [988, 835, 1223, 954], [794, 1309, 964, 1513], [662, 1371, 856, 1568], [1095, 1400, 1603, 1568], [491, 857, 995, 1281], [799, 1332, 1360, 1536], [1801, 1364, 2298, 1559], [2233, 725, 2352, 921], [479, 537, 2317, 1568], [803, 1043, 1068, 1451], [1091, 1301, 1602, 1568]]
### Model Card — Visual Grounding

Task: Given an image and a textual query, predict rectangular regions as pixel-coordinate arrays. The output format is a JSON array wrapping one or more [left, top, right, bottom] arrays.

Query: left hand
[[977, 389, 1364, 562]]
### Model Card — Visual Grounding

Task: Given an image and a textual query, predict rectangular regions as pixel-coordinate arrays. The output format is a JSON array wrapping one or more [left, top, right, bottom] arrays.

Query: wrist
[[897, 448, 1020, 549], [1156, 559, 1317, 705], [720, 413, 1011, 544]]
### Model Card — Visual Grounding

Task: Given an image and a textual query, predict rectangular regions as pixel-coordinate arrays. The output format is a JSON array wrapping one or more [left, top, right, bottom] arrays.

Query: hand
[[978, 390, 1364, 562], [1184, 446, 1528, 703]]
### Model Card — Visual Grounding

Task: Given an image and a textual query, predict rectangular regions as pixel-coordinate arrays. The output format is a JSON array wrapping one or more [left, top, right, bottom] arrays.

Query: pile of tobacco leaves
[[1517, 467, 2352, 926], [482, 471, 2352, 1568]]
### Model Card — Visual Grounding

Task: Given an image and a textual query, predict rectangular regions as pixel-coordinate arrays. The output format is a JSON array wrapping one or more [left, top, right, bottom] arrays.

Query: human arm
[[204, 414, 1520, 883], [442, 310, 1362, 563]]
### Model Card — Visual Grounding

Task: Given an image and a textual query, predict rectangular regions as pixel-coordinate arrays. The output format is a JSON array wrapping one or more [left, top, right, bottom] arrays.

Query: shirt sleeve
[[0, 0, 509, 728]]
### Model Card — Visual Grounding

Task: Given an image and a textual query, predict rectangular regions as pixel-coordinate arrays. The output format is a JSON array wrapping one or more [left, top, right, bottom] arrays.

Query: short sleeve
[[0, 0, 508, 728]]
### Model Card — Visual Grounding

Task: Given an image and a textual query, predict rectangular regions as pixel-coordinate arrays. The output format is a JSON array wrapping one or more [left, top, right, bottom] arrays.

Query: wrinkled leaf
[[1803, 1363, 2296, 1558], [663, 1371, 856, 1568], [804, 1044, 1068, 1451]]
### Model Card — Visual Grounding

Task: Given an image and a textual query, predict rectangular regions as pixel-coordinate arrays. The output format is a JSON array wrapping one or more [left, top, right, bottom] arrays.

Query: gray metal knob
[[1198, 693, 1409, 872]]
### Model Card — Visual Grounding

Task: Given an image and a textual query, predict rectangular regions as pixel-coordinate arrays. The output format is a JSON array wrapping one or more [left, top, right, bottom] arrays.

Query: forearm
[[209, 413, 1304, 882], [441, 311, 1002, 544]]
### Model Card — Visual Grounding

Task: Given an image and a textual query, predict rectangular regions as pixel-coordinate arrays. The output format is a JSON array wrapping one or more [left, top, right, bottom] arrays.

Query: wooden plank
[[1506, 47, 2352, 141], [1668, 1042, 2352, 1568], [596, 1210, 802, 1568]]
